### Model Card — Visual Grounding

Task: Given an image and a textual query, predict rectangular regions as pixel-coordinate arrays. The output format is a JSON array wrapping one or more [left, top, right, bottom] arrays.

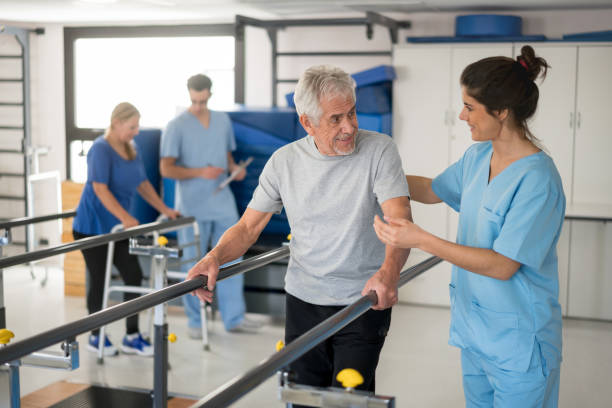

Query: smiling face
[[300, 94, 358, 156], [459, 87, 505, 142], [111, 114, 140, 143]]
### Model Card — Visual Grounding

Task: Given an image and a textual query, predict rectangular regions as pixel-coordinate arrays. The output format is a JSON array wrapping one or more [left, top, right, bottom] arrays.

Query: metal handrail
[[0, 210, 77, 230], [0, 246, 290, 364], [191, 255, 443, 408], [0, 216, 196, 270]]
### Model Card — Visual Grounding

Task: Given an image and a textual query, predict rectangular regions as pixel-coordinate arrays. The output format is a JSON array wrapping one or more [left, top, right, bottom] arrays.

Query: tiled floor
[[4, 264, 612, 407]]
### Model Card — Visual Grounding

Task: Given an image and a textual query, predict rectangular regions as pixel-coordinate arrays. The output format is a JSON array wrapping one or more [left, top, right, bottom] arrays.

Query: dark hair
[[187, 74, 212, 91], [460, 45, 550, 143]]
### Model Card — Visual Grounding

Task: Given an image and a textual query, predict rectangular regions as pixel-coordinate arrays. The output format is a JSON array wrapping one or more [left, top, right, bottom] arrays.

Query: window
[[64, 24, 240, 179]]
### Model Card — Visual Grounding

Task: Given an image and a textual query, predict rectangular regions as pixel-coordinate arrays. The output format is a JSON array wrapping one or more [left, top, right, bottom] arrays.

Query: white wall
[[0, 7, 610, 184]]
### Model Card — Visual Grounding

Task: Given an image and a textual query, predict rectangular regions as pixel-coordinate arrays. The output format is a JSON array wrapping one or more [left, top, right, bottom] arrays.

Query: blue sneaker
[[121, 333, 153, 357], [87, 334, 118, 356]]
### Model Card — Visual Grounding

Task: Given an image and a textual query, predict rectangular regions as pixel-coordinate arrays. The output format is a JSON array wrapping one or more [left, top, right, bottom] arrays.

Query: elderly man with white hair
[[187, 64, 412, 396]]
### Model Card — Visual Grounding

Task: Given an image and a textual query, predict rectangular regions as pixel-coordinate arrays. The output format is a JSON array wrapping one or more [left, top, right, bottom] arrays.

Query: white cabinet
[[567, 220, 612, 320], [393, 45, 452, 306], [515, 44, 577, 200], [557, 221, 571, 316], [573, 46, 612, 205]]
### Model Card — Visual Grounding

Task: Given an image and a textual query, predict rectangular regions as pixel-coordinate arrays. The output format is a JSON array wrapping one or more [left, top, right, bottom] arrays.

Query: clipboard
[[214, 156, 254, 194]]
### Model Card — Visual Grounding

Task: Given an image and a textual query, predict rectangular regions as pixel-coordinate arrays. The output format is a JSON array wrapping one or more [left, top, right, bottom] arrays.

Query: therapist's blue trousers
[[178, 217, 246, 331], [461, 348, 560, 408]]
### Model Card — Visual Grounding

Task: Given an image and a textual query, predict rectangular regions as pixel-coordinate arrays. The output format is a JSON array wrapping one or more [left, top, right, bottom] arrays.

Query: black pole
[[153, 323, 168, 408], [0, 246, 290, 364], [0, 210, 77, 230], [191, 256, 442, 408], [0, 216, 196, 270]]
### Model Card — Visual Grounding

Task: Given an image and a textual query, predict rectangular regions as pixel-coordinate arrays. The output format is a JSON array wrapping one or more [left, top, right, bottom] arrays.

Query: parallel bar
[[0, 217, 196, 270], [192, 256, 442, 408], [0, 210, 76, 230], [0, 246, 289, 364]]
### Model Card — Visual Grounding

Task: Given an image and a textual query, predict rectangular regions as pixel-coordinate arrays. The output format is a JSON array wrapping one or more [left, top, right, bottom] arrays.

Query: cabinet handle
[[569, 112, 574, 129], [577, 112, 581, 129]]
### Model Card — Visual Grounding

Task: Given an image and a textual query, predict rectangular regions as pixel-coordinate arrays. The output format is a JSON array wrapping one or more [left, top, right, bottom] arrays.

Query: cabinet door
[[573, 45, 612, 205], [393, 45, 452, 306], [517, 44, 577, 201], [447, 44, 514, 242], [557, 220, 571, 316], [567, 220, 612, 320], [393, 45, 451, 240]]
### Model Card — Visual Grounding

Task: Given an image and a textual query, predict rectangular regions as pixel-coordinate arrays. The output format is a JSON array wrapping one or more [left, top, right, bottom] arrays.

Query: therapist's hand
[[361, 267, 399, 310], [373, 215, 423, 249], [186, 252, 220, 303], [200, 166, 225, 180]]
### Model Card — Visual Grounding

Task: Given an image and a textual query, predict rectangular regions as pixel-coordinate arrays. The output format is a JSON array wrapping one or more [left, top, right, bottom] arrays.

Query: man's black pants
[[284, 293, 392, 399]]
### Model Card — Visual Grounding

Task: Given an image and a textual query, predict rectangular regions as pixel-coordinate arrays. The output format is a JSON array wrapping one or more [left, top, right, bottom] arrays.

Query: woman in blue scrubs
[[374, 46, 565, 407], [73, 102, 179, 357]]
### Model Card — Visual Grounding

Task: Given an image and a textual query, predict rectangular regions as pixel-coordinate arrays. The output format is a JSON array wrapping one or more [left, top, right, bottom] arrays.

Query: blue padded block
[[406, 35, 547, 43], [351, 65, 396, 87], [131, 129, 162, 224], [357, 113, 392, 136], [456, 15, 522, 37], [232, 122, 289, 149], [162, 177, 175, 209], [563, 30, 612, 41], [355, 82, 392, 114], [227, 106, 299, 143]]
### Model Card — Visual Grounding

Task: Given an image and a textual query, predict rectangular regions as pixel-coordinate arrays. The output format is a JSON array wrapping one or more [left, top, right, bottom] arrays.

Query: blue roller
[[456, 15, 522, 37]]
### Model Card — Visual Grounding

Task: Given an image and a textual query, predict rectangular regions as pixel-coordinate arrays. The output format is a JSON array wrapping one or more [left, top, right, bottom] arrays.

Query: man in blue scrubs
[[160, 74, 260, 336]]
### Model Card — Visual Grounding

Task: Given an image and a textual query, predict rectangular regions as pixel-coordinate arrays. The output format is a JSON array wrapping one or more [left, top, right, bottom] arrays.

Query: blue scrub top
[[160, 110, 238, 221], [73, 136, 147, 235], [432, 141, 565, 373]]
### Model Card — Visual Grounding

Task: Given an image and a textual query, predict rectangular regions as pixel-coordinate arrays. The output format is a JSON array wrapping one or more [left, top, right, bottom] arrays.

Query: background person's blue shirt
[[73, 136, 147, 235], [160, 110, 238, 221], [432, 141, 565, 373]]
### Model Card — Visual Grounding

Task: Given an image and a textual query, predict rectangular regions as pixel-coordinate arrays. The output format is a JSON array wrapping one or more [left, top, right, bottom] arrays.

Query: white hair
[[293, 65, 356, 126]]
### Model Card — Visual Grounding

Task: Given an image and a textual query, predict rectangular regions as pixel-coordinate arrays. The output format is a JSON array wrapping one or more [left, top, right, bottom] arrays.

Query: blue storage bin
[[456, 15, 522, 37], [355, 82, 392, 114], [357, 113, 392, 136]]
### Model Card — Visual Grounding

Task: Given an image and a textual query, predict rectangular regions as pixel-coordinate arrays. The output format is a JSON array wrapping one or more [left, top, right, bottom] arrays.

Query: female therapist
[[374, 46, 565, 407], [73, 102, 179, 357]]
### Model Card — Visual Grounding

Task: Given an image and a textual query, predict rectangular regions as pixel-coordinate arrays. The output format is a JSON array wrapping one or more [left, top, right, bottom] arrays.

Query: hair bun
[[518, 45, 549, 81]]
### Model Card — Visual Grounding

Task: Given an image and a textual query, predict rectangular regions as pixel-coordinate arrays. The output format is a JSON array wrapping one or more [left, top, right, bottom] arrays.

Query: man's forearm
[[160, 162, 202, 180], [207, 222, 258, 266], [380, 197, 413, 276]]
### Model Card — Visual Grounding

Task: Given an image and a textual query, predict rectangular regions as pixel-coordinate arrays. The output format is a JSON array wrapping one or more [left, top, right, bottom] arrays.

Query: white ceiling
[[1, 0, 612, 25]]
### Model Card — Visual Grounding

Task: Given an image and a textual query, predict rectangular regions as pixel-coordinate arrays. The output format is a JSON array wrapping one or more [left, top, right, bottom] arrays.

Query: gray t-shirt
[[248, 129, 410, 306]]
